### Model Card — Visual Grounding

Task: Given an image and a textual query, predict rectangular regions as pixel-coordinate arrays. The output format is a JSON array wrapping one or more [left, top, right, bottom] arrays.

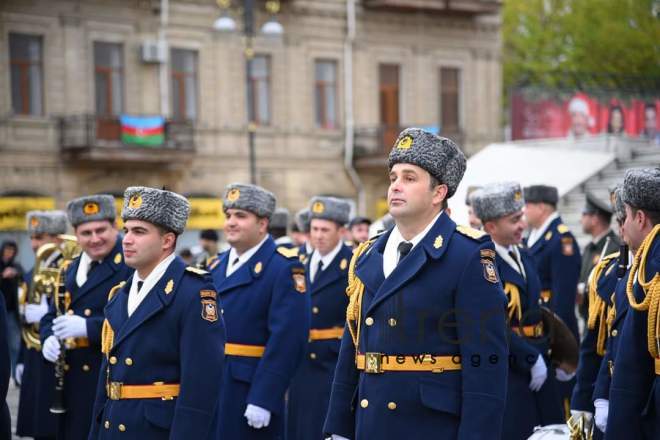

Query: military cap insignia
[[312, 201, 325, 214], [561, 237, 574, 256], [514, 191, 522, 201], [129, 194, 142, 209], [557, 224, 569, 234], [227, 188, 241, 202], [292, 267, 306, 294], [83, 202, 100, 215], [277, 246, 299, 259], [186, 266, 209, 276], [456, 225, 486, 240], [164, 279, 174, 295], [340, 258, 348, 270], [254, 262, 263, 274], [544, 231, 553, 241], [433, 235, 444, 249], [396, 135, 413, 150], [30, 217, 40, 227]]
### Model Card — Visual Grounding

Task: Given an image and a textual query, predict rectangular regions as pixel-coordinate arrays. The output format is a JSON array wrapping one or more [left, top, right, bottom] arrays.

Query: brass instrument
[[20, 235, 80, 350], [567, 413, 594, 440]]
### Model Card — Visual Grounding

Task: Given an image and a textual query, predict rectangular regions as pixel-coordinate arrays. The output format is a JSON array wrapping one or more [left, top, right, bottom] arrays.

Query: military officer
[[472, 182, 563, 439], [269, 207, 294, 247], [39, 195, 132, 440], [16, 210, 68, 440], [465, 185, 483, 230], [88, 186, 226, 439], [606, 167, 660, 439], [348, 216, 372, 246], [293, 208, 313, 264], [524, 184, 581, 415], [287, 196, 354, 440], [577, 192, 621, 320], [210, 183, 310, 439], [323, 128, 509, 440]]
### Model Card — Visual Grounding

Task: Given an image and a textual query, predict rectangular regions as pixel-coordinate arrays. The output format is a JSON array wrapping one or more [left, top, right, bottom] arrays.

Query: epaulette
[[600, 251, 621, 264], [277, 246, 299, 259], [557, 224, 570, 234], [186, 266, 209, 276], [107, 281, 126, 302], [455, 225, 487, 241]]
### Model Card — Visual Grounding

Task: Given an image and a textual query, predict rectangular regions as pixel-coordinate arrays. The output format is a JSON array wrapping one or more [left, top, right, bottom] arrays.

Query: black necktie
[[508, 250, 524, 278], [313, 260, 324, 283], [88, 260, 100, 276], [137, 281, 144, 292], [397, 241, 413, 264]]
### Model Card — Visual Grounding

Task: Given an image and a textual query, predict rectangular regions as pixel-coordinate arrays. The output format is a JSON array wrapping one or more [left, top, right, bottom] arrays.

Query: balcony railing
[[364, 0, 501, 15]]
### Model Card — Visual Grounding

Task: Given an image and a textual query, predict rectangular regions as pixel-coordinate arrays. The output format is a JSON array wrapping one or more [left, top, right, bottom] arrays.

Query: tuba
[[20, 235, 80, 350]]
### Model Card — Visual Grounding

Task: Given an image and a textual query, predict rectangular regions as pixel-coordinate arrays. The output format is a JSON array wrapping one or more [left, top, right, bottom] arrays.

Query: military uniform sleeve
[[571, 325, 601, 411], [169, 279, 226, 438], [322, 323, 359, 438], [246, 260, 310, 413], [592, 347, 611, 402], [549, 233, 581, 335], [507, 328, 541, 374], [456, 240, 509, 440]]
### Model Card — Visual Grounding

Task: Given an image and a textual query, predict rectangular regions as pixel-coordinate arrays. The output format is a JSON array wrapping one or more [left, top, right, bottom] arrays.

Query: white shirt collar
[[127, 252, 176, 317], [226, 234, 270, 277], [494, 241, 526, 279], [527, 212, 559, 247], [75, 251, 93, 287], [383, 210, 443, 279], [309, 239, 344, 282], [305, 241, 314, 255]]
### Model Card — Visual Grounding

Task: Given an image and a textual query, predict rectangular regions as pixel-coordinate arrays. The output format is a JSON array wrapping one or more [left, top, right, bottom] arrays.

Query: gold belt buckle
[[108, 382, 122, 400], [364, 352, 383, 374]]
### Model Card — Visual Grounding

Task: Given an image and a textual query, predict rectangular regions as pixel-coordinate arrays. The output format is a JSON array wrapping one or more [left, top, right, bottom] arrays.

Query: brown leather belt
[[106, 382, 180, 400], [512, 322, 544, 338], [224, 343, 265, 358], [309, 327, 343, 341], [356, 352, 461, 374]]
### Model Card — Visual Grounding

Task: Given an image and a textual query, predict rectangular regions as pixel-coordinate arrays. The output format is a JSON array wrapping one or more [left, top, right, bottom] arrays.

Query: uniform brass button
[[310, 353, 317, 359], [365, 317, 374, 326], [64, 364, 70, 371], [118, 424, 126, 432], [387, 402, 397, 410], [312, 307, 319, 314], [125, 358, 133, 366], [67, 309, 74, 315], [360, 399, 369, 408], [221, 308, 224, 314], [84, 308, 92, 316], [611, 329, 618, 337], [388, 318, 397, 327], [82, 364, 90, 372], [104, 421, 110, 429], [109, 356, 117, 365]]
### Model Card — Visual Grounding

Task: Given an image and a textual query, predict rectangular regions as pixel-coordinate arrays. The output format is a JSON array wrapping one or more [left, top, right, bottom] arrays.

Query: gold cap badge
[[30, 217, 40, 227], [129, 194, 142, 209], [227, 188, 240, 202], [312, 201, 325, 214], [396, 135, 413, 150], [83, 202, 100, 215]]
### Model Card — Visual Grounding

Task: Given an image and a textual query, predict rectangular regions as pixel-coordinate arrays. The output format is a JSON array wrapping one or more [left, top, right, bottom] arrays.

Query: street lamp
[[213, 0, 284, 184]]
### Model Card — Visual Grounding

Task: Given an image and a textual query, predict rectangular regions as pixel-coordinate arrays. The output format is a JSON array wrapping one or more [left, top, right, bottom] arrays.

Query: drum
[[527, 424, 570, 439]]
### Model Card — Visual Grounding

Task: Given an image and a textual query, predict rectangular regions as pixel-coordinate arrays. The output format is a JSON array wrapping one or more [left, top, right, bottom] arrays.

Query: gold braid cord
[[346, 239, 374, 349], [625, 224, 660, 358], [503, 283, 522, 323], [101, 281, 125, 357], [586, 254, 618, 356]]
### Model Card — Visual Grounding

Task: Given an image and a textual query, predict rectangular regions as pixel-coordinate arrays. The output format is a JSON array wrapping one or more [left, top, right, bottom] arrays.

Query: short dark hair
[[200, 229, 219, 242]]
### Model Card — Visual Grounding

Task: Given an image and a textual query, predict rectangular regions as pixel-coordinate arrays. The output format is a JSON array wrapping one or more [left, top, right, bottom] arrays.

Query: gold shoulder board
[[557, 224, 570, 234], [456, 225, 486, 240], [277, 246, 299, 259], [186, 266, 209, 276]]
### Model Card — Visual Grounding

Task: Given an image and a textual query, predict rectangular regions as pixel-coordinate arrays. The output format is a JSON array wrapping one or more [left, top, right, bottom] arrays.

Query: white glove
[[42, 335, 61, 363], [25, 295, 49, 324], [556, 367, 576, 382], [330, 435, 350, 440], [594, 399, 609, 433], [569, 409, 593, 422], [244, 404, 271, 429], [53, 314, 87, 339], [15, 363, 24, 385], [529, 354, 548, 391]]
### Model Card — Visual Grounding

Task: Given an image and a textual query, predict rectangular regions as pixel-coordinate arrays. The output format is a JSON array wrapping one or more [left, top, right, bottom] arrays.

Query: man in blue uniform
[[524, 184, 581, 416], [39, 195, 132, 440], [288, 196, 353, 440], [606, 167, 660, 439], [323, 128, 509, 440], [88, 186, 225, 439], [16, 210, 68, 440], [210, 183, 310, 439], [472, 182, 563, 439], [293, 208, 313, 265]]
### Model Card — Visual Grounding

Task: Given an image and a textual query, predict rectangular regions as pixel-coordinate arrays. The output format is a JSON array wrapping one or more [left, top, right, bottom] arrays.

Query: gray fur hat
[[523, 185, 559, 205], [471, 182, 525, 222], [270, 208, 290, 229], [26, 210, 68, 235], [309, 196, 350, 226], [66, 194, 116, 227], [622, 167, 660, 211], [295, 208, 311, 233], [121, 186, 190, 235], [465, 185, 482, 206], [223, 183, 276, 219], [388, 128, 466, 198], [609, 185, 626, 223]]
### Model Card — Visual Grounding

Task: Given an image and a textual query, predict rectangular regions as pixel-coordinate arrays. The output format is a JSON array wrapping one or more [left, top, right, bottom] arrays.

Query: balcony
[[58, 114, 195, 165], [364, 0, 501, 15]]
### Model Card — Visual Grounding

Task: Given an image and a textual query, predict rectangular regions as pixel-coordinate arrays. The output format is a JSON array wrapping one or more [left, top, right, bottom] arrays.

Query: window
[[314, 60, 338, 129], [379, 64, 400, 148], [94, 42, 124, 116], [171, 49, 198, 121], [248, 55, 270, 126], [9, 33, 43, 115], [439, 67, 461, 134]]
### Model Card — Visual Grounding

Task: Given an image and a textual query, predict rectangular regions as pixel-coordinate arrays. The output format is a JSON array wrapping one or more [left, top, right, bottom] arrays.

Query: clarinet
[[617, 244, 629, 279], [50, 266, 67, 415]]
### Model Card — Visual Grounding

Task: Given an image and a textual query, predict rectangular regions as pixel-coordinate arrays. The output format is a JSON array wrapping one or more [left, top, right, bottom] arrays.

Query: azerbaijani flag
[[120, 115, 165, 147]]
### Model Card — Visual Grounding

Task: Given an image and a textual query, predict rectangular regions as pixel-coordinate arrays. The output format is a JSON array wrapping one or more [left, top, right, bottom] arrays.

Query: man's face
[[388, 163, 445, 220], [310, 219, 343, 256], [524, 203, 545, 228], [350, 223, 370, 244], [580, 212, 595, 235], [484, 210, 526, 247], [571, 112, 588, 137], [30, 233, 58, 253], [2, 246, 16, 263], [223, 209, 267, 250], [467, 206, 482, 230], [75, 220, 118, 261], [122, 220, 172, 271], [199, 238, 217, 254], [622, 204, 646, 251]]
